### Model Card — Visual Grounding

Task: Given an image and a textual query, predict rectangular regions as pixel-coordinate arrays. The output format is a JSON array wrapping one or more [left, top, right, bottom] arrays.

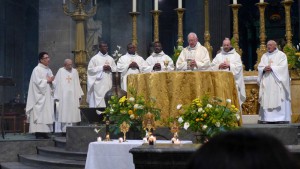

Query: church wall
[[39, 0, 75, 75]]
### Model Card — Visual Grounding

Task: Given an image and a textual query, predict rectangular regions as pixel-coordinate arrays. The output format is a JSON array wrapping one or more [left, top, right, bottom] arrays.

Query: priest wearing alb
[[257, 40, 292, 123], [54, 59, 83, 133], [117, 43, 147, 91], [26, 52, 55, 139], [87, 42, 117, 107], [211, 38, 246, 106], [176, 32, 210, 71], [146, 41, 174, 72]]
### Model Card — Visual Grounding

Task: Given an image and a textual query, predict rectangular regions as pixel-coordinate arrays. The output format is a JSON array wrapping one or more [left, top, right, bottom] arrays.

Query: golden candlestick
[[129, 12, 140, 46], [175, 8, 185, 46], [229, 4, 243, 57], [142, 112, 156, 136], [204, 0, 213, 60], [151, 10, 161, 42], [63, 0, 97, 106], [254, 2, 268, 71], [281, 0, 294, 48]]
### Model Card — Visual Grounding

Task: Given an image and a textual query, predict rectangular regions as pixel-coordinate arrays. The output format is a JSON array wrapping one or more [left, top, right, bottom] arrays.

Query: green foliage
[[283, 45, 300, 69], [172, 45, 183, 65]]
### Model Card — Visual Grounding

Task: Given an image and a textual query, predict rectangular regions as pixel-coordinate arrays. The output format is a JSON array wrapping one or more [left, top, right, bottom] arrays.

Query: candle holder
[[254, 2, 268, 70], [281, 0, 294, 48], [142, 112, 156, 138], [170, 120, 179, 143], [129, 12, 140, 46], [120, 121, 130, 142], [151, 10, 162, 42], [174, 8, 185, 46], [104, 114, 112, 141], [63, 0, 97, 106], [204, 0, 213, 60], [229, 4, 243, 57]]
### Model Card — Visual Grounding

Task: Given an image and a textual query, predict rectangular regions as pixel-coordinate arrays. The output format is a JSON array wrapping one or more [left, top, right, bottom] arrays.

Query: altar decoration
[[177, 94, 240, 140]]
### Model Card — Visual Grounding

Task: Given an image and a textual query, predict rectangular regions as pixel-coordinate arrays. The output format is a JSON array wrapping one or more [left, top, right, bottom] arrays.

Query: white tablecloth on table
[[85, 140, 192, 169]]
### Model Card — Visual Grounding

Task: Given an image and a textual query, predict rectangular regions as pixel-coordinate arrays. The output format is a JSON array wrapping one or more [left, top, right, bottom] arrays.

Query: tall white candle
[[233, 0, 237, 4], [260, 0, 264, 3], [63, 0, 65, 4], [154, 0, 158, 10], [95, 0, 97, 5], [132, 0, 137, 12], [178, 0, 182, 8]]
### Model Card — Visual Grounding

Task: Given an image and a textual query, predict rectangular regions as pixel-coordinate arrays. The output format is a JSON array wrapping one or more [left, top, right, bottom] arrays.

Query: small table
[[85, 140, 192, 169]]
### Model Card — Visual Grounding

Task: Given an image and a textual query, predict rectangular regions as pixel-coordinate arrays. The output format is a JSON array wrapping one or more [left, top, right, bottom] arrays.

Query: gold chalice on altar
[[120, 121, 130, 142], [186, 59, 192, 71], [163, 60, 169, 71]]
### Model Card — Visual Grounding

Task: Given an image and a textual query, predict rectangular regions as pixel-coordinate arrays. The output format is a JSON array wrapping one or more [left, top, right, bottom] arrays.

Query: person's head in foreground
[[187, 129, 299, 169]]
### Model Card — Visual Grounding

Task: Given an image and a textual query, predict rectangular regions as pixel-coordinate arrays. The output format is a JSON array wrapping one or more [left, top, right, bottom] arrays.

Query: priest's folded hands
[[103, 65, 112, 72]]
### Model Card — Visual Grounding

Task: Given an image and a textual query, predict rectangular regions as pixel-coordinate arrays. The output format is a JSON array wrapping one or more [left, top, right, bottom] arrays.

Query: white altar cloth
[[85, 140, 192, 169]]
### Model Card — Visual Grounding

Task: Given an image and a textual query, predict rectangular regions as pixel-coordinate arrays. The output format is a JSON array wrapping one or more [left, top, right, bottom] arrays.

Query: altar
[[127, 71, 240, 121]]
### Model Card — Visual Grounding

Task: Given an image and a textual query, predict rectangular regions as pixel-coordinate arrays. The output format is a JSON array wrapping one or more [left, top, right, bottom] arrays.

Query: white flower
[[198, 108, 203, 112], [134, 104, 139, 109], [202, 125, 207, 130], [137, 105, 144, 109], [183, 122, 190, 130], [96, 110, 103, 115], [177, 104, 182, 110], [94, 128, 99, 133], [128, 97, 135, 102], [215, 122, 220, 127], [236, 114, 240, 120], [117, 45, 121, 50], [110, 108, 114, 114], [178, 45, 183, 50], [226, 99, 231, 103], [206, 104, 212, 108], [130, 114, 135, 119], [178, 117, 183, 123]]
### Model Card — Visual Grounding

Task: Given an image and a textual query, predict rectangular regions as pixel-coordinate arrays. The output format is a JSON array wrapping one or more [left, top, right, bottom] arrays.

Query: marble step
[[37, 146, 87, 161], [0, 162, 40, 169], [54, 137, 66, 148], [19, 154, 85, 169]]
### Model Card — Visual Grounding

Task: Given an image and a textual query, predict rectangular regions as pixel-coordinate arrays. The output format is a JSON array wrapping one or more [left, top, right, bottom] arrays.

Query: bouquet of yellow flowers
[[104, 89, 161, 134], [177, 94, 240, 138]]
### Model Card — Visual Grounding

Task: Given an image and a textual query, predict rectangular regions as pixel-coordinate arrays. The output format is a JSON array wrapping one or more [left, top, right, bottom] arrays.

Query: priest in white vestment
[[257, 40, 292, 122], [211, 38, 246, 106], [54, 59, 84, 133], [176, 32, 210, 71], [26, 52, 55, 139], [117, 43, 147, 91], [145, 41, 174, 72], [87, 42, 117, 107]]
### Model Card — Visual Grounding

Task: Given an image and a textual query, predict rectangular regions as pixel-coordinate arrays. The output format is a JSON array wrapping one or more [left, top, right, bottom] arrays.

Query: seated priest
[[145, 41, 174, 72], [257, 40, 292, 123], [176, 32, 210, 71], [117, 43, 147, 91], [211, 38, 246, 106]]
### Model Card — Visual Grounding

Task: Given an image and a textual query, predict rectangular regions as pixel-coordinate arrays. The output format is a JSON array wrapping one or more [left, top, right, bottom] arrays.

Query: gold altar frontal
[[127, 71, 240, 124]]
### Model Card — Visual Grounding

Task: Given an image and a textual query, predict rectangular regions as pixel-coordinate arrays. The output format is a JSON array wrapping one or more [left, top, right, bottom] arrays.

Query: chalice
[[163, 60, 169, 71]]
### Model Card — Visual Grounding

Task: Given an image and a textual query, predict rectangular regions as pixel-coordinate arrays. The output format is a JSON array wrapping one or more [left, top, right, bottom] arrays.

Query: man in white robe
[[54, 59, 84, 133], [145, 41, 174, 72], [26, 52, 54, 139], [257, 40, 292, 123], [87, 42, 117, 107], [176, 32, 210, 71], [117, 43, 147, 91], [211, 38, 246, 106]]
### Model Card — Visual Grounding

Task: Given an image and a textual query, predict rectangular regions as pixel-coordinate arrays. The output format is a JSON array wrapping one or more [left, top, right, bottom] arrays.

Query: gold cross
[[66, 75, 72, 83]]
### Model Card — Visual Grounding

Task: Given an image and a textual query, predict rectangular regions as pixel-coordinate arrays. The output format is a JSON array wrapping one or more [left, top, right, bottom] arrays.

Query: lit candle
[[119, 137, 124, 143], [233, 0, 237, 4], [178, 0, 182, 8], [154, 0, 158, 10], [260, 0, 264, 3], [97, 137, 102, 142], [132, 0, 137, 12]]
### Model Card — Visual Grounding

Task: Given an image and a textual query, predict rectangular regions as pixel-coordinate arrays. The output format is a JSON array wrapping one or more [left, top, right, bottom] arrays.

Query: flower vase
[[194, 132, 209, 144], [104, 72, 127, 107]]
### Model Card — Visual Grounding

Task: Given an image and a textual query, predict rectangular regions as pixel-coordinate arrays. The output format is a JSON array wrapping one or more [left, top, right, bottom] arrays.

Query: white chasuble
[[26, 63, 54, 133], [87, 52, 117, 107], [257, 49, 291, 122]]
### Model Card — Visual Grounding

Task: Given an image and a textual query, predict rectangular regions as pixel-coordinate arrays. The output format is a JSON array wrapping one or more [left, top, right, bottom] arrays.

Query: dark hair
[[38, 52, 48, 62], [99, 41, 107, 48], [187, 129, 299, 169]]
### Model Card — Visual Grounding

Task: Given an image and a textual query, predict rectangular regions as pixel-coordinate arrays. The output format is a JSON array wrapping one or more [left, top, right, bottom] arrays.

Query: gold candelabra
[[151, 10, 161, 42], [229, 4, 243, 57], [204, 0, 213, 60], [175, 8, 185, 46], [281, 0, 294, 48], [129, 12, 140, 46], [63, 0, 97, 106], [254, 2, 268, 71]]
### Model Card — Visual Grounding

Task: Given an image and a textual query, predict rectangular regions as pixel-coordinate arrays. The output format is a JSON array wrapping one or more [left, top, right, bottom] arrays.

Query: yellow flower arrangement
[[177, 94, 240, 138], [104, 88, 161, 134]]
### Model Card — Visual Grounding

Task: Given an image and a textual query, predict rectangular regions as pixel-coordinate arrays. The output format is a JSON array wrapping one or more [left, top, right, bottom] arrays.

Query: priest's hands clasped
[[153, 63, 161, 71], [103, 65, 112, 72], [263, 65, 272, 73], [219, 62, 230, 70], [128, 61, 139, 70], [46, 75, 55, 84], [189, 60, 198, 69]]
